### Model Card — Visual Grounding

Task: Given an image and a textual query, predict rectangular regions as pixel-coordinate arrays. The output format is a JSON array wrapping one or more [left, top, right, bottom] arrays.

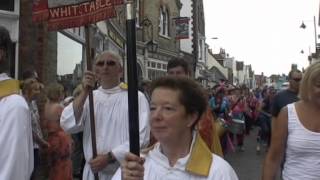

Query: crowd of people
[[1, 23, 320, 180]]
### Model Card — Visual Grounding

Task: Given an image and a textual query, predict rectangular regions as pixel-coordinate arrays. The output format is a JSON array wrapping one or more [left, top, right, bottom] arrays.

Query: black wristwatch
[[106, 152, 116, 164]]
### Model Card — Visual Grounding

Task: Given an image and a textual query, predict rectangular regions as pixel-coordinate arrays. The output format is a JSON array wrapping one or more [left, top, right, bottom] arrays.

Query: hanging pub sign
[[174, 17, 190, 40], [32, 0, 124, 30]]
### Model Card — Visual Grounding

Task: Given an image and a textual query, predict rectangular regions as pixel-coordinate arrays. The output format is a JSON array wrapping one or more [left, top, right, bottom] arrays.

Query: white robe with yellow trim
[[112, 133, 238, 180], [0, 73, 34, 180], [60, 84, 150, 180]]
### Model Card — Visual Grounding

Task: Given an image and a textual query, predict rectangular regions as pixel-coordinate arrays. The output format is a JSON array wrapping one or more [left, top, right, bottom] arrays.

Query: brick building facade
[[3, 1, 183, 91]]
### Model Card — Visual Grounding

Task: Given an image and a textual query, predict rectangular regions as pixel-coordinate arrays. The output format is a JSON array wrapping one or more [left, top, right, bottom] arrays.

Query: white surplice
[[60, 84, 150, 180], [0, 73, 34, 180], [112, 134, 238, 180]]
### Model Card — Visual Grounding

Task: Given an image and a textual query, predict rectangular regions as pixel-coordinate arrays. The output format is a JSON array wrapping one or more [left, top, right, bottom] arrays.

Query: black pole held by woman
[[125, 0, 141, 156]]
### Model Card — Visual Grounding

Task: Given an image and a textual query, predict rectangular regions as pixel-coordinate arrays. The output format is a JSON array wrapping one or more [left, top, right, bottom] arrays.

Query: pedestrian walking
[[21, 77, 50, 179], [271, 69, 302, 118], [44, 82, 73, 180], [263, 62, 320, 180], [229, 87, 247, 152]]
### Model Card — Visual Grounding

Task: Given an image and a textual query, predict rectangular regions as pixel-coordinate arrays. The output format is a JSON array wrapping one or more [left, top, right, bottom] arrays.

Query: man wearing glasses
[[60, 51, 150, 180], [271, 69, 302, 119]]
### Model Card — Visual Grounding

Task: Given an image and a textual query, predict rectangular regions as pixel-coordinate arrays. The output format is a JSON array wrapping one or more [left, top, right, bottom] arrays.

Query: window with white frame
[[57, 32, 83, 76], [147, 60, 167, 80], [57, 32, 84, 95], [198, 39, 203, 61], [159, 6, 169, 36]]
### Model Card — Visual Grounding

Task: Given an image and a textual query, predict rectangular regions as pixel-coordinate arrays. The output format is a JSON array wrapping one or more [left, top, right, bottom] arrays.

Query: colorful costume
[[198, 108, 223, 157], [47, 122, 73, 180]]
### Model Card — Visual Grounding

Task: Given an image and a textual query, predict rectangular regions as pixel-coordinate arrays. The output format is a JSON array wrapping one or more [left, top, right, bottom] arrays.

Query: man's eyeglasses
[[95, 60, 117, 67], [291, 78, 302, 82]]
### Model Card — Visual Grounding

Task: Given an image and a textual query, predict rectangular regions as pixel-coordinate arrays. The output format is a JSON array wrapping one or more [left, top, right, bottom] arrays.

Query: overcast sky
[[204, 0, 319, 76], [57, 32, 82, 75]]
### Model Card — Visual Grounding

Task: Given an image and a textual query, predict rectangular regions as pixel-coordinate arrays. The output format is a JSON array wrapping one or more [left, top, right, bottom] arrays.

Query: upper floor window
[[159, 6, 169, 36], [0, 0, 14, 11], [198, 40, 203, 60]]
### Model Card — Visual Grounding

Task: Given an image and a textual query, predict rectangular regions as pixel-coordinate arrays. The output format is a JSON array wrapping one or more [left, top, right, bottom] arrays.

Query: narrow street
[[1, 0, 318, 180], [224, 128, 280, 180]]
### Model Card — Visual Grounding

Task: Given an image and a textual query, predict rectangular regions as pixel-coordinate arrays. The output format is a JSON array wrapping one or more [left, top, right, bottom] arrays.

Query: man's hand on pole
[[89, 154, 109, 173], [82, 70, 96, 90]]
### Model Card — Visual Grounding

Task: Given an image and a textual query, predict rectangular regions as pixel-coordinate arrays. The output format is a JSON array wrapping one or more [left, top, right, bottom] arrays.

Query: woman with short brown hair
[[112, 76, 238, 180]]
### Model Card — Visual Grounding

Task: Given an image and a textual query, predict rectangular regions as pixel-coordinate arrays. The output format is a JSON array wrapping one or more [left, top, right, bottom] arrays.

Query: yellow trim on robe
[[0, 79, 20, 98], [211, 120, 224, 157], [186, 132, 213, 177], [120, 82, 128, 90]]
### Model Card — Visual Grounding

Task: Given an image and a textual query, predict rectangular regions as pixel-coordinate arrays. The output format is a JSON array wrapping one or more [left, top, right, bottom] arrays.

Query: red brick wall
[[19, 0, 57, 84]]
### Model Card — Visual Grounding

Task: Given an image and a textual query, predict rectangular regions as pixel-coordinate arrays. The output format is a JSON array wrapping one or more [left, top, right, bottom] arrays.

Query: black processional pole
[[84, 25, 99, 180], [125, 0, 140, 156]]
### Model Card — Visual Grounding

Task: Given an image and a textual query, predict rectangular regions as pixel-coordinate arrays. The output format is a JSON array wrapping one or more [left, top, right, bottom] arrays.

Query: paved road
[[224, 128, 280, 180]]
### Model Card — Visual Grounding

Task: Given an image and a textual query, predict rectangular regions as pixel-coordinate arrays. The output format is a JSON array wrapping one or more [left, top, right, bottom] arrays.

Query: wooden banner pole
[[85, 25, 99, 180]]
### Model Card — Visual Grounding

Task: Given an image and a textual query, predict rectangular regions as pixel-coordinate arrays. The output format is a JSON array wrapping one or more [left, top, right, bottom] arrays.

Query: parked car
[[280, 82, 289, 90]]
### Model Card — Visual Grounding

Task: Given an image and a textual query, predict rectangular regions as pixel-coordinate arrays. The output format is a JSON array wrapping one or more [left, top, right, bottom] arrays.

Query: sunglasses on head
[[95, 60, 117, 67]]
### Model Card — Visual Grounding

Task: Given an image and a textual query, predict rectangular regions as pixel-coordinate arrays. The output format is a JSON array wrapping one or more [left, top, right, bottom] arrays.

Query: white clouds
[[204, 0, 319, 76]]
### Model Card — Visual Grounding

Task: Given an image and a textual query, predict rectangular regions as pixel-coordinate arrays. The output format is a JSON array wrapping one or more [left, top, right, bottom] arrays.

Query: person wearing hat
[[0, 26, 34, 179]]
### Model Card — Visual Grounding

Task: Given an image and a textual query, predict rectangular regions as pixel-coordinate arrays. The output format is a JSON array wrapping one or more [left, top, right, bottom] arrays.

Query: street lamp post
[[300, 16, 318, 53], [209, 37, 219, 53]]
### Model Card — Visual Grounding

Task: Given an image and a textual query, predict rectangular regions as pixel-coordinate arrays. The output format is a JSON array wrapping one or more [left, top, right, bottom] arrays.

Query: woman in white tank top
[[262, 62, 320, 180]]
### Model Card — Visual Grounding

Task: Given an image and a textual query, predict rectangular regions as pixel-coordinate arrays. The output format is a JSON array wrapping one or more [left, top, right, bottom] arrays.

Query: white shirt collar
[[149, 132, 196, 171], [98, 83, 123, 94]]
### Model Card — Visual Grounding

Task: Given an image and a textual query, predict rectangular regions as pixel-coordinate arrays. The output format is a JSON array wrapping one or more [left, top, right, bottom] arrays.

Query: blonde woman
[[44, 83, 73, 180], [263, 62, 320, 180], [21, 78, 49, 179]]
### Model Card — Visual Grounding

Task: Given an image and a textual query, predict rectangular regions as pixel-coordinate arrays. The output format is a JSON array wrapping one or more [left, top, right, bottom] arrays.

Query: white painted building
[[237, 69, 245, 85], [310, 53, 320, 64], [180, 0, 207, 80], [206, 50, 228, 79], [224, 57, 237, 85]]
